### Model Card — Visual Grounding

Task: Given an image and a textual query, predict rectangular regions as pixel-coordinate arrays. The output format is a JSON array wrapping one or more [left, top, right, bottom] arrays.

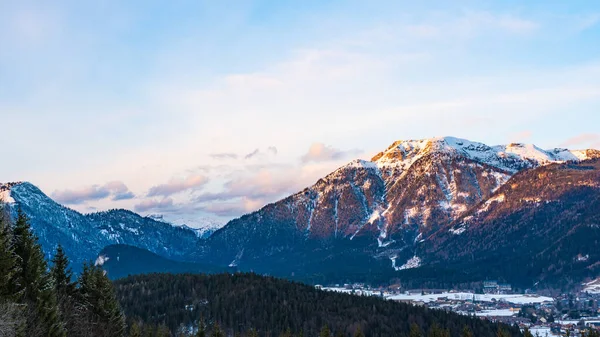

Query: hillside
[[97, 244, 225, 280], [0, 182, 202, 268], [420, 159, 600, 288], [114, 273, 522, 337]]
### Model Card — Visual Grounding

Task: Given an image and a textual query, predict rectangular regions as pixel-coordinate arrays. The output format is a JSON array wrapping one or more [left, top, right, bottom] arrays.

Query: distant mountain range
[[0, 182, 219, 268], [2, 136, 599, 288]]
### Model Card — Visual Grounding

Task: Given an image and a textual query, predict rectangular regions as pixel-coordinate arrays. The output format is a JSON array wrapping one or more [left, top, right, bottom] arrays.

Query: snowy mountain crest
[[370, 136, 599, 173]]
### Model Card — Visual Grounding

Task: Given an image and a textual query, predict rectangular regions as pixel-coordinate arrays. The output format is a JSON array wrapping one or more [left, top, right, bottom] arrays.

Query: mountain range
[[0, 182, 215, 268], [2, 136, 599, 288]]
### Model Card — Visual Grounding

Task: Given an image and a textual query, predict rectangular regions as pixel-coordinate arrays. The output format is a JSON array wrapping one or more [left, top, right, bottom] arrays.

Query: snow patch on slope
[[478, 194, 505, 214], [0, 189, 15, 204], [95, 254, 109, 266], [394, 255, 421, 271], [449, 226, 466, 235], [583, 278, 600, 294]]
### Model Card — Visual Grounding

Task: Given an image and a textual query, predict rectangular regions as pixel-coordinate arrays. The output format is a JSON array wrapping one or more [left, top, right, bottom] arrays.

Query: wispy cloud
[[52, 181, 135, 204], [210, 153, 238, 160], [134, 198, 174, 212], [560, 133, 600, 149], [301, 143, 361, 163], [194, 197, 266, 217], [195, 169, 301, 203], [192, 153, 352, 217], [147, 174, 208, 197]]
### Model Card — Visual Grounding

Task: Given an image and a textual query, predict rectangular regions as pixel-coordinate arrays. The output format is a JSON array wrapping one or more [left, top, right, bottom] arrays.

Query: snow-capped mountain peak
[[0, 182, 27, 204], [371, 136, 599, 173], [172, 218, 225, 239]]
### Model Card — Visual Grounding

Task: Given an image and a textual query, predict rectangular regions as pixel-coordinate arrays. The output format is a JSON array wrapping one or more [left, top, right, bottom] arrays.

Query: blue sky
[[1, 0, 599, 225]]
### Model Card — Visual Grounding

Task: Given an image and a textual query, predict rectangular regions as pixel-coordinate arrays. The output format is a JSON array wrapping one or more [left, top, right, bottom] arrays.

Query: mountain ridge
[[3, 136, 600, 286], [0, 182, 202, 268], [198, 137, 600, 283]]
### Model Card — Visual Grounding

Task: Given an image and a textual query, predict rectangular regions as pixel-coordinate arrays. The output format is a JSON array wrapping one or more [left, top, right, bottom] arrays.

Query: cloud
[[560, 133, 600, 149], [192, 157, 350, 218], [210, 147, 276, 161], [267, 146, 278, 155], [195, 169, 300, 203], [244, 149, 260, 160], [112, 191, 135, 201], [195, 197, 266, 217], [134, 198, 174, 213], [147, 174, 208, 197], [210, 153, 238, 160], [301, 143, 360, 163], [52, 181, 135, 204]]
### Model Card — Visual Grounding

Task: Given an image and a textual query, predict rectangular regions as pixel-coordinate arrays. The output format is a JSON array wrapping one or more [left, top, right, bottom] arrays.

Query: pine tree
[[51, 244, 78, 334], [196, 313, 206, 337], [78, 262, 126, 337], [247, 328, 259, 337], [410, 323, 423, 337], [461, 326, 473, 337], [0, 208, 18, 299], [143, 324, 157, 337], [496, 327, 509, 337], [210, 323, 224, 337], [12, 208, 65, 337], [353, 327, 364, 337], [320, 325, 332, 337], [0, 207, 23, 337], [51, 245, 76, 296], [156, 324, 170, 337], [280, 327, 293, 337], [428, 323, 442, 337], [129, 321, 142, 337]]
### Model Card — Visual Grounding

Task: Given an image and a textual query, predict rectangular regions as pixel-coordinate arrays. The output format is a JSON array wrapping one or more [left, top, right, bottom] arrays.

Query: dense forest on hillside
[[99, 244, 227, 280], [115, 273, 522, 337]]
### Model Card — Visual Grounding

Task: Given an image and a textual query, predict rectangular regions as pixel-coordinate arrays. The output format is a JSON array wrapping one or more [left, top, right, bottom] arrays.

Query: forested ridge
[[115, 273, 522, 337]]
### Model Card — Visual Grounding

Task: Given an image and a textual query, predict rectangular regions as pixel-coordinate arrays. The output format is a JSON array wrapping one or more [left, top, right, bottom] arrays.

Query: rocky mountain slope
[[419, 159, 600, 287], [200, 137, 600, 282], [0, 182, 201, 268]]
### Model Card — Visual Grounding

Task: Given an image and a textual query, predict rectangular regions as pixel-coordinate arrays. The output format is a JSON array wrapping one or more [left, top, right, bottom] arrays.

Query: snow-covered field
[[474, 309, 516, 317], [321, 287, 554, 306], [386, 292, 553, 304], [322, 287, 380, 297], [528, 327, 560, 337]]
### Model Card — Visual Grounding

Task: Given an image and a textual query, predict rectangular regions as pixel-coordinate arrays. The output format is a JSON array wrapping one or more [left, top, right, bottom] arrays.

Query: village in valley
[[319, 280, 600, 337]]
